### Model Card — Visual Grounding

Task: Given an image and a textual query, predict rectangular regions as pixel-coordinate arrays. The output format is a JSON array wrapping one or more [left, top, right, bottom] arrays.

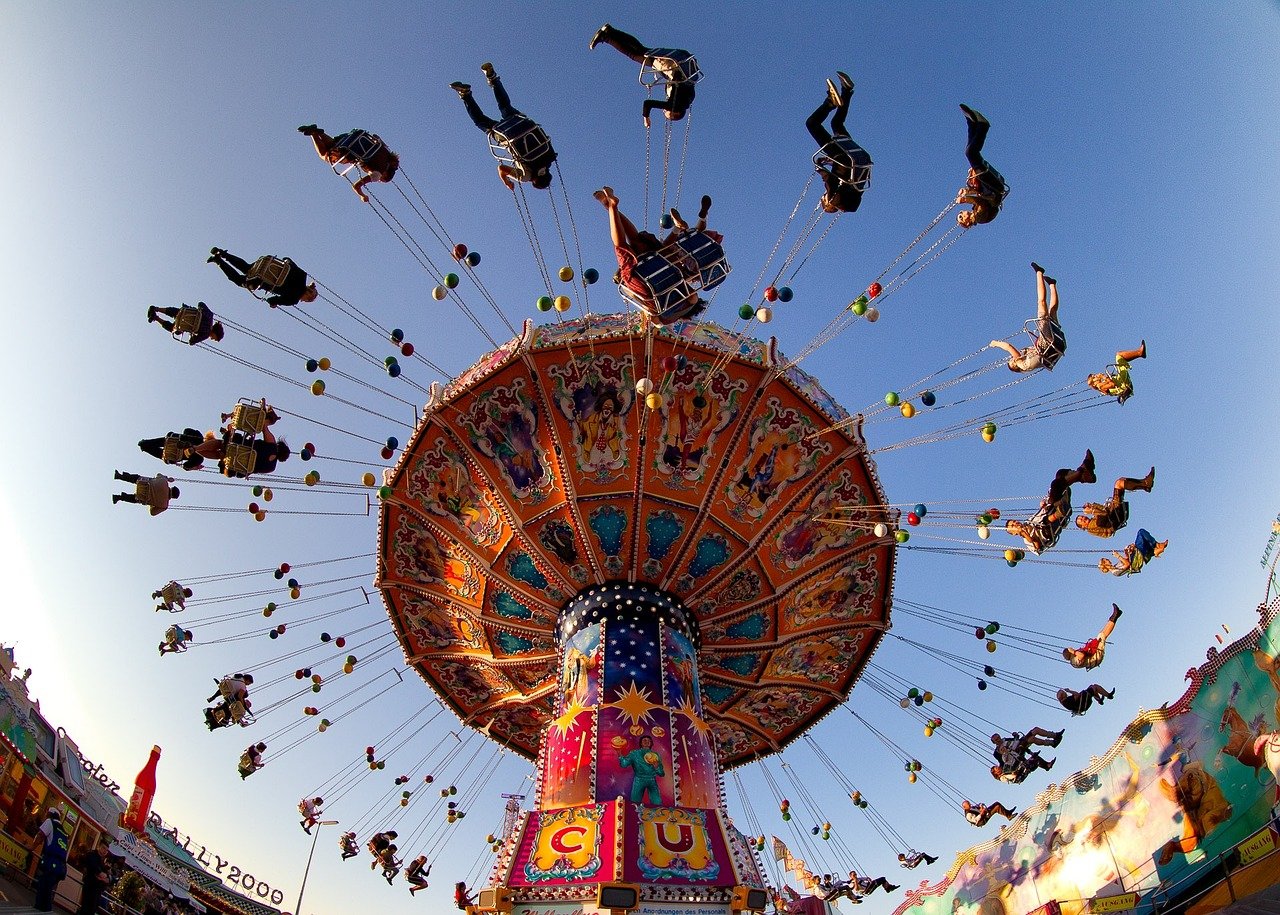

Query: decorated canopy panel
[[378, 314, 896, 767]]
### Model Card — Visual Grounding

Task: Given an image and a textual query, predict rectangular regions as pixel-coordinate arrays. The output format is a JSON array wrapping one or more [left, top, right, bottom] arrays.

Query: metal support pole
[[295, 820, 337, 915]]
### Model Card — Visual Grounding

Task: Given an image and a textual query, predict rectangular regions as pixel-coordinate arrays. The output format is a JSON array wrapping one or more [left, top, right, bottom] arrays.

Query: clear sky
[[1, 3, 1278, 914]]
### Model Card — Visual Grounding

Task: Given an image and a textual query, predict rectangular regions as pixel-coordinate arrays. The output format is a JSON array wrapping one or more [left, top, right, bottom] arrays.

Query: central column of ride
[[543, 583, 719, 814], [492, 582, 763, 911]]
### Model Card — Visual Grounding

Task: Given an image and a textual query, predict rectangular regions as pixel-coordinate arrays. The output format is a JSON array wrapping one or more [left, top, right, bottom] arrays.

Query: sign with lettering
[[635, 807, 719, 882], [147, 813, 287, 907], [1090, 892, 1139, 913], [78, 757, 121, 793], [1235, 824, 1276, 866], [514, 803, 615, 885], [0, 829, 29, 869]]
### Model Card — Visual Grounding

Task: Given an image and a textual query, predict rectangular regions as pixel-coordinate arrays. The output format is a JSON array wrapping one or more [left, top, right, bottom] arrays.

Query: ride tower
[[378, 314, 896, 913]]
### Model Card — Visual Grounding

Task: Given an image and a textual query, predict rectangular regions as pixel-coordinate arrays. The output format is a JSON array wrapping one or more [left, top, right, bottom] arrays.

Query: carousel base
[[477, 797, 768, 914]]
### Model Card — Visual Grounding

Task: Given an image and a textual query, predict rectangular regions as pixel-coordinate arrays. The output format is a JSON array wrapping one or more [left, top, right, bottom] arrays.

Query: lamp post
[[294, 820, 338, 915]]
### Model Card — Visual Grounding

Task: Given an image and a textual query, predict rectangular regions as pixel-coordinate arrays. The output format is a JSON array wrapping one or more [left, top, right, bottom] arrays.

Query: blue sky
[[1, 3, 1278, 914]]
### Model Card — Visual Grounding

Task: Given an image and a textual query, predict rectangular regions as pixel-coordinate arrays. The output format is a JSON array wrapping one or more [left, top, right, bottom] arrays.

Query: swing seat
[[207, 702, 239, 729], [1017, 499, 1071, 554], [617, 252, 698, 323], [330, 130, 385, 176], [160, 581, 185, 605], [813, 137, 873, 192], [227, 400, 270, 436], [1020, 317, 1066, 369], [227, 700, 254, 727], [486, 115, 556, 168], [222, 442, 258, 478], [161, 434, 188, 465], [661, 231, 731, 291], [171, 305, 206, 338], [640, 49, 702, 87], [245, 257, 291, 301]]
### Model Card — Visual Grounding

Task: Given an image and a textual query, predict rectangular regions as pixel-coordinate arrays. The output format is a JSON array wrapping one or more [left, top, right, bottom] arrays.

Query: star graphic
[[551, 700, 586, 737], [604, 680, 663, 726], [676, 698, 711, 741]]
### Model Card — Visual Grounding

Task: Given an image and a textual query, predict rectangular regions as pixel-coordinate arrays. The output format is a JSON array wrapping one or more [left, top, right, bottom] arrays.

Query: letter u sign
[[654, 822, 695, 853]]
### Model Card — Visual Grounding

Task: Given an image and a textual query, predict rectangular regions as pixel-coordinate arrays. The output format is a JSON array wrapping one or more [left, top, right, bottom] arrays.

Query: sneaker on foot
[[699, 194, 712, 219], [111, 494, 120, 504], [836, 70, 854, 94], [959, 103, 987, 124], [589, 24, 610, 50], [449, 81, 471, 96], [1142, 467, 1155, 490], [1139, 339, 1147, 358], [1052, 729, 1064, 746], [1043, 275, 1057, 286], [480, 62, 495, 78], [886, 884, 900, 893], [1031, 261, 1045, 274], [147, 306, 158, 322], [826, 79, 841, 108]]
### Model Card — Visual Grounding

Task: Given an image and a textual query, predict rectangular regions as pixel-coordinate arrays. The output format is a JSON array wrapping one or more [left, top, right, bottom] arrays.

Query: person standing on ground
[[76, 836, 113, 915], [32, 808, 69, 912]]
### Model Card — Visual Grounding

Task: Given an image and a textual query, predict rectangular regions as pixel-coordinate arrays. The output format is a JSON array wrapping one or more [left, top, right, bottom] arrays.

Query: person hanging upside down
[[405, 855, 430, 895], [454, 881, 476, 910], [806, 71, 872, 214], [898, 850, 939, 869], [339, 831, 360, 861], [153, 581, 192, 612], [989, 262, 1065, 372], [112, 471, 179, 516], [590, 24, 698, 125], [208, 248, 318, 306], [962, 799, 1017, 827], [298, 125, 400, 201], [1005, 449, 1096, 553], [1064, 604, 1122, 669], [451, 64, 556, 190], [298, 797, 324, 834], [1057, 684, 1115, 716], [956, 104, 1007, 226], [158, 625, 192, 657], [238, 743, 266, 779], [1076, 467, 1155, 538], [1088, 342, 1146, 405], [147, 303, 224, 345], [1099, 528, 1167, 576], [595, 186, 707, 324]]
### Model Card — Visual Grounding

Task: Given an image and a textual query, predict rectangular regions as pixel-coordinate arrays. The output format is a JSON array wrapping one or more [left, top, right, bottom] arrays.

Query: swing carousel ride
[[127, 30, 1170, 915]]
